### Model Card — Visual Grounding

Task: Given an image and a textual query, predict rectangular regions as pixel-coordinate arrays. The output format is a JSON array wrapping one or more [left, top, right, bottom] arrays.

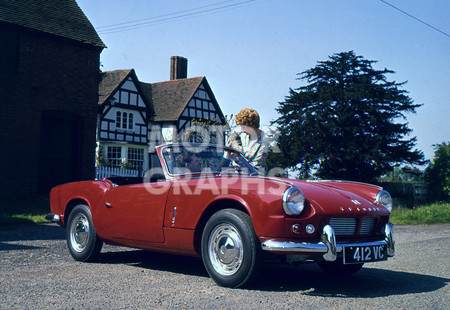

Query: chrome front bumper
[[261, 223, 395, 262], [45, 213, 61, 223]]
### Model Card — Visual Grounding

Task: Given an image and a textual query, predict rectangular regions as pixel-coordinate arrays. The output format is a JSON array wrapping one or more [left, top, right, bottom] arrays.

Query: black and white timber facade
[[97, 57, 227, 172], [97, 69, 153, 171]]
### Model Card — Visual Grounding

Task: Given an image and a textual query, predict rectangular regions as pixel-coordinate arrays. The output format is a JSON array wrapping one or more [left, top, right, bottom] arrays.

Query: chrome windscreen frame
[[158, 143, 258, 177]]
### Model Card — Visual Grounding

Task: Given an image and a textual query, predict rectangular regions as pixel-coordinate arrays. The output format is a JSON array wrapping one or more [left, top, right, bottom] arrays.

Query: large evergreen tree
[[273, 51, 423, 182]]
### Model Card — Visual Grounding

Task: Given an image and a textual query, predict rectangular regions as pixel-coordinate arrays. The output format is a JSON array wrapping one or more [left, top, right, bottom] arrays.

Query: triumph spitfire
[[47, 143, 395, 288]]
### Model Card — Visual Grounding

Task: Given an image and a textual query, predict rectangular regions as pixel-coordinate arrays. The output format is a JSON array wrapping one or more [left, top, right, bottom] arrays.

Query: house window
[[210, 132, 217, 144], [107, 146, 122, 167], [116, 111, 121, 128], [122, 112, 127, 129], [116, 111, 134, 130], [128, 114, 134, 129], [128, 148, 144, 169]]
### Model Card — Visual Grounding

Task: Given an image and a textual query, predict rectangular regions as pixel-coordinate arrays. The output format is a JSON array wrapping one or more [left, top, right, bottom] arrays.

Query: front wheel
[[66, 204, 103, 262], [317, 260, 364, 276], [201, 209, 261, 288]]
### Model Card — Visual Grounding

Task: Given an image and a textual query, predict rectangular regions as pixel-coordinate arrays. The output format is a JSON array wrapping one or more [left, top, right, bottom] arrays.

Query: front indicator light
[[305, 224, 315, 234], [292, 224, 302, 234]]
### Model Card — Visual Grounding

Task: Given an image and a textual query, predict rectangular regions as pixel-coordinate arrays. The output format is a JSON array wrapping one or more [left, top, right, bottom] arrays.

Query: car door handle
[[105, 202, 112, 208]]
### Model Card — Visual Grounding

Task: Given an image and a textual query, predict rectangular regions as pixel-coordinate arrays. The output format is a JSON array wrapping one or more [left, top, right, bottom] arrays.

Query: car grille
[[329, 218, 357, 235], [329, 217, 377, 236], [360, 217, 377, 235]]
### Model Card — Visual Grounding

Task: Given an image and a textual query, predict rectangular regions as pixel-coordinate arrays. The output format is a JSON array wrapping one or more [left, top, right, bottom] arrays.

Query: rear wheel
[[201, 209, 261, 288], [317, 260, 364, 276], [66, 204, 103, 262]]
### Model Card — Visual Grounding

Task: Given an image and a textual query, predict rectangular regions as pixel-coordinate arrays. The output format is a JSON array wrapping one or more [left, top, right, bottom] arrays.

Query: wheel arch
[[193, 198, 250, 255], [63, 198, 90, 227]]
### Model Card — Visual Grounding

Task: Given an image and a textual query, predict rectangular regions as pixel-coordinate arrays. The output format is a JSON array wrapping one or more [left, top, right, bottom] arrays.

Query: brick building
[[0, 0, 105, 197]]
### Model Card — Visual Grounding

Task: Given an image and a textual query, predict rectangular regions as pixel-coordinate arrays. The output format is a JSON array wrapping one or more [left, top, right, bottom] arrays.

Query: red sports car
[[47, 143, 395, 288]]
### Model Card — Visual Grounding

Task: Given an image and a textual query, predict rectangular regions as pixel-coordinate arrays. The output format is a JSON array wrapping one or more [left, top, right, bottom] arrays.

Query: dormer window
[[116, 111, 134, 130]]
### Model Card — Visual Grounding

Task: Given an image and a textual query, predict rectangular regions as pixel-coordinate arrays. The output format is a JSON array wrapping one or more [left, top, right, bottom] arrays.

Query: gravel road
[[0, 223, 449, 309]]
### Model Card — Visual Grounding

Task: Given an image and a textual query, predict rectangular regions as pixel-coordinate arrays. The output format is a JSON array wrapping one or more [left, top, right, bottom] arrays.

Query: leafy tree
[[424, 142, 450, 201], [273, 51, 424, 183], [378, 166, 424, 183]]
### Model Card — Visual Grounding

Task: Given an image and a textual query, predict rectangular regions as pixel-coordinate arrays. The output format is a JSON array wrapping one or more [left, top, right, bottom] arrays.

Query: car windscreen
[[161, 144, 258, 176]]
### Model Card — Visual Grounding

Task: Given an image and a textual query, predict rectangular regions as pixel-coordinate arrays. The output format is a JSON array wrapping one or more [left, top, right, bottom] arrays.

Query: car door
[[101, 180, 172, 243]]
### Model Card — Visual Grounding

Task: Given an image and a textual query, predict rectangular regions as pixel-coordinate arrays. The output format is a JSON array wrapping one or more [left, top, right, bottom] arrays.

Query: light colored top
[[227, 130, 269, 170]]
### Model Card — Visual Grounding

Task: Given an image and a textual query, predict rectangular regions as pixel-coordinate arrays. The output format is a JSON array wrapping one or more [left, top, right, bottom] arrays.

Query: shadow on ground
[[1, 223, 447, 297], [0, 223, 65, 242], [95, 248, 448, 296], [97, 249, 209, 278], [251, 263, 448, 297]]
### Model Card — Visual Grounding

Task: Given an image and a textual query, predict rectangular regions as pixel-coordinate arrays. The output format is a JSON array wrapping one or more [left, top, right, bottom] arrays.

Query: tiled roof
[[98, 71, 223, 124], [98, 69, 133, 104], [141, 77, 204, 122], [0, 0, 105, 48]]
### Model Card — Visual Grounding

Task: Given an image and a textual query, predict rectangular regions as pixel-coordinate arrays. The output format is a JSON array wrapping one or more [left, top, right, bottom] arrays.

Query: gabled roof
[[98, 69, 154, 115], [0, 0, 105, 48], [141, 77, 205, 122], [98, 69, 133, 105], [99, 71, 225, 124]]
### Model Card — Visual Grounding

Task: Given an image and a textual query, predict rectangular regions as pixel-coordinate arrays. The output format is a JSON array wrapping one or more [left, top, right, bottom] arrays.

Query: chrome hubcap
[[208, 224, 243, 276], [70, 213, 90, 252]]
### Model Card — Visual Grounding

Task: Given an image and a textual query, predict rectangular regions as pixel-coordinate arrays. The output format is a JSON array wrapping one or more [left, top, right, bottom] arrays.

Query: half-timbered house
[[143, 77, 227, 168], [97, 57, 227, 172], [97, 69, 153, 171], [146, 56, 227, 169]]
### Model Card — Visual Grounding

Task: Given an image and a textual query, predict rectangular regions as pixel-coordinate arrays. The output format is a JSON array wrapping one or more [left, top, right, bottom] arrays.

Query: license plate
[[343, 244, 387, 264]]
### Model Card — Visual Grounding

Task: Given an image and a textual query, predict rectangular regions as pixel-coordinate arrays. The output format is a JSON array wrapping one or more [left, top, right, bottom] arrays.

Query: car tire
[[66, 204, 103, 262], [201, 209, 261, 288], [317, 260, 364, 276]]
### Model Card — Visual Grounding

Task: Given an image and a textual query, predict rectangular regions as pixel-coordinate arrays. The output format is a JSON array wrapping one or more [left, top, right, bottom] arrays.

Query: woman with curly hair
[[226, 108, 268, 172]]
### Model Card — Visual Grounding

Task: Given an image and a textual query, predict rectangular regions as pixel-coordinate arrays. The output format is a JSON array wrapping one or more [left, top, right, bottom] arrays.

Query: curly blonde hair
[[235, 108, 260, 129]]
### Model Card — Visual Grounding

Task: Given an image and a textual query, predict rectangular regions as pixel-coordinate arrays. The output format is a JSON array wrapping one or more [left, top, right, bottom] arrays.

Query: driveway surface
[[0, 223, 449, 309]]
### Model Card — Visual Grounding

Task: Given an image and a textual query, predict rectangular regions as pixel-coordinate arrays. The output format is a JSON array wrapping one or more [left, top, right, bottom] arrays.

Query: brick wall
[[0, 25, 102, 198]]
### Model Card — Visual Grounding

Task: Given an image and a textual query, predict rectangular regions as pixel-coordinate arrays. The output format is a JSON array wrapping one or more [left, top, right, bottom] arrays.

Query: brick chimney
[[170, 56, 188, 80]]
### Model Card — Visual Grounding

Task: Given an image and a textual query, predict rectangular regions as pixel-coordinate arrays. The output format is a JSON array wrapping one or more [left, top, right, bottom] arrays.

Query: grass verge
[[0, 196, 50, 227], [390, 202, 450, 225]]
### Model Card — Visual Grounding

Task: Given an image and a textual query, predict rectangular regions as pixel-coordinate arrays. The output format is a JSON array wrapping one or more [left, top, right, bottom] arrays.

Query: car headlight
[[376, 190, 393, 212], [283, 187, 305, 216]]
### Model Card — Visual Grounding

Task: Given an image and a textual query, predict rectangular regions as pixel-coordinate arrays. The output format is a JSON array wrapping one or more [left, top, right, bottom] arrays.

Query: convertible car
[[47, 143, 395, 288]]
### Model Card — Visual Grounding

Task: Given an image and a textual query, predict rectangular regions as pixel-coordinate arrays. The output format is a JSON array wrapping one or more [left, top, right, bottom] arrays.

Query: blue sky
[[77, 0, 449, 161]]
